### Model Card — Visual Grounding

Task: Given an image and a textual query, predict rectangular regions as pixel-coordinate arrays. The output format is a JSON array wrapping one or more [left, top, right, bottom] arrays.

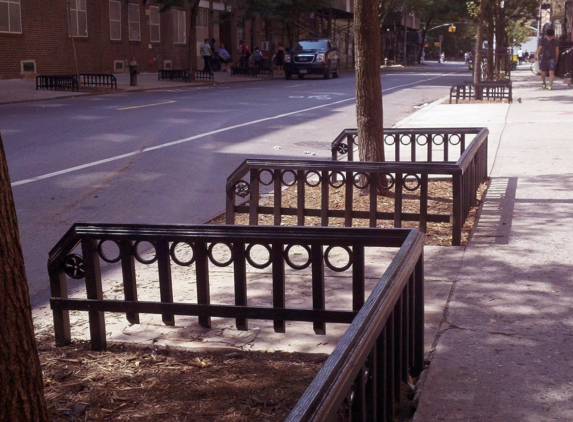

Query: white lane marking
[[117, 100, 176, 110], [11, 97, 354, 187], [12, 72, 456, 187]]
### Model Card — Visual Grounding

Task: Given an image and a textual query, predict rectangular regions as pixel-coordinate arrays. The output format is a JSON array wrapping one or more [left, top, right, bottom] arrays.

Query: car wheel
[[333, 66, 339, 78], [285, 72, 292, 80], [323, 68, 330, 79], [297, 74, 305, 80]]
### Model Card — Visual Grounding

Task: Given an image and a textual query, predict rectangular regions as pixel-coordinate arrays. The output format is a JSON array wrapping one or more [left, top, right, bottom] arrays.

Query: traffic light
[[448, 25, 456, 33]]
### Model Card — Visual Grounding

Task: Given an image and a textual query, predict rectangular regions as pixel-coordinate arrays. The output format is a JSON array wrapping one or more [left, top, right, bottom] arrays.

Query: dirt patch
[[211, 179, 488, 246], [39, 333, 324, 422]]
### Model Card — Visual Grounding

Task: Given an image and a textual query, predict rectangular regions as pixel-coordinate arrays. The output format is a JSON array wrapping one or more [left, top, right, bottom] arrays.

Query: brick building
[[0, 0, 354, 80]]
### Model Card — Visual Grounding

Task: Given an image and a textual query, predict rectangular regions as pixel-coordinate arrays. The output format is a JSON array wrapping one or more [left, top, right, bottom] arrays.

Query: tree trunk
[[0, 133, 49, 421], [355, 0, 385, 165], [188, 0, 200, 80], [474, 0, 486, 100]]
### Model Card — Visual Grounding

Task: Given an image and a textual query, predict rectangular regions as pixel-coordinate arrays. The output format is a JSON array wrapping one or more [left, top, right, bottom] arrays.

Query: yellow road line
[[117, 100, 176, 110]]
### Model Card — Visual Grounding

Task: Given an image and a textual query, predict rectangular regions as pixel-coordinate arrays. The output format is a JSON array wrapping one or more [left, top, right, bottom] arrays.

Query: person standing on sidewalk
[[535, 28, 559, 90], [200, 39, 214, 73]]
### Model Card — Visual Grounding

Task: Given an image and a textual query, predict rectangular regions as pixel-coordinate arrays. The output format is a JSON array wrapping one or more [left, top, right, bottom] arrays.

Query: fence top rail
[[455, 127, 489, 172], [48, 223, 415, 273], [286, 229, 425, 421], [37, 74, 77, 78], [227, 159, 460, 188], [331, 126, 488, 148]]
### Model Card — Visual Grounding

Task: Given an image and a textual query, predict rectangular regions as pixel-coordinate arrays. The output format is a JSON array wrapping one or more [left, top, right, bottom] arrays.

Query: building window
[[149, 6, 160, 42], [128, 3, 140, 41], [68, 0, 87, 37], [173, 9, 186, 44], [197, 8, 208, 28], [109, 1, 121, 41], [0, 0, 21, 33]]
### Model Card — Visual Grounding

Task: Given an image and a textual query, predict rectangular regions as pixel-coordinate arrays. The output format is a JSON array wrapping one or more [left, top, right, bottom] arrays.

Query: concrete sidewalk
[[410, 70, 573, 421]]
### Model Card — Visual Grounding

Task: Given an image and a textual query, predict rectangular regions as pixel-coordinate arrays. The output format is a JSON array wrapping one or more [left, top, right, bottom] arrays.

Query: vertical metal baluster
[[385, 315, 395, 421], [452, 172, 462, 246], [394, 173, 403, 228], [369, 173, 378, 227], [401, 291, 409, 382], [408, 273, 416, 374], [249, 169, 260, 225], [348, 133, 355, 162], [353, 245, 365, 311], [366, 348, 377, 421], [393, 298, 402, 404], [351, 367, 366, 421], [297, 170, 305, 226], [157, 240, 174, 326], [375, 330, 387, 422], [345, 168, 353, 227], [272, 241, 285, 333], [461, 133, 466, 155], [413, 253, 425, 377], [225, 179, 236, 224], [274, 169, 282, 226], [311, 244, 325, 335], [120, 240, 139, 324], [81, 239, 106, 350], [233, 241, 248, 330], [394, 134, 400, 161], [195, 241, 211, 328], [427, 134, 433, 162], [321, 170, 329, 226], [51, 271, 71, 347], [444, 134, 450, 162], [411, 134, 416, 162], [420, 174, 429, 234]]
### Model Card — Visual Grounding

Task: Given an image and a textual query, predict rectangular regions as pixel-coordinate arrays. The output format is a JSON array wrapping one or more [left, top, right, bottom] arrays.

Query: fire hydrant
[[129, 60, 138, 86]]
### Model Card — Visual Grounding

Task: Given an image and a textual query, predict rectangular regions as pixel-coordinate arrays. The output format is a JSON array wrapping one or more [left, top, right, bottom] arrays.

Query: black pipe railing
[[36, 74, 78, 91], [80, 73, 117, 89]]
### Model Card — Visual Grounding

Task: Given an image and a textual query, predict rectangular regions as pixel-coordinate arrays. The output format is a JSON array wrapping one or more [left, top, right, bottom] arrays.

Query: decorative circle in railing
[[432, 134, 445, 145], [353, 172, 370, 190], [257, 169, 274, 186], [449, 133, 462, 145], [416, 134, 429, 146], [337, 143, 348, 154], [133, 241, 158, 264], [400, 134, 412, 145], [378, 173, 395, 190], [284, 244, 312, 270], [351, 134, 359, 146], [97, 239, 122, 264], [403, 174, 421, 191], [245, 243, 272, 269], [305, 170, 321, 187], [170, 242, 196, 266], [328, 171, 345, 188], [207, 242, 234, 267], [64, 254, 85, 279], [233, 180, 250, 198], [324, 245, 353, 272], [384, 134, 396, 145], [281, 169, 298, 187]]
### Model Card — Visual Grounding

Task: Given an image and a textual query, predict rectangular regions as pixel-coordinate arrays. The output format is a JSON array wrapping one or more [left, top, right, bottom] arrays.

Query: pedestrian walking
[[535, 28, 559, 90], [200, 38, 214, 73]]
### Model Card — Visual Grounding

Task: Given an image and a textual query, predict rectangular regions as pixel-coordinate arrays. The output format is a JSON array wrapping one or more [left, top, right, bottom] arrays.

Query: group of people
[[201, 39, 287, 73], [199, 38, 232, 73]]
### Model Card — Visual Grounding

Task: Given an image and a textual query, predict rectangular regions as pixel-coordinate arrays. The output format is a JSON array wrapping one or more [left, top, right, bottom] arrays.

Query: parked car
[[284, 39, 339, 80]]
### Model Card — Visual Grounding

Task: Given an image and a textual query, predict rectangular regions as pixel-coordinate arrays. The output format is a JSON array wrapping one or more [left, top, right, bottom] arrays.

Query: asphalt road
[[0, 61, 470, 305]]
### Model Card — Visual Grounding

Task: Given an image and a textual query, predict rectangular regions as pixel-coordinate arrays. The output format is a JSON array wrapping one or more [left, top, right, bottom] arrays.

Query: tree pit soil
[[38, 334, 325, 422]]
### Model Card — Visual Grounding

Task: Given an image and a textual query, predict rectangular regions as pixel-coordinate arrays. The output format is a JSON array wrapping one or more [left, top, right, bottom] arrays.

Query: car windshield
[[293, 40, 328, 51]]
